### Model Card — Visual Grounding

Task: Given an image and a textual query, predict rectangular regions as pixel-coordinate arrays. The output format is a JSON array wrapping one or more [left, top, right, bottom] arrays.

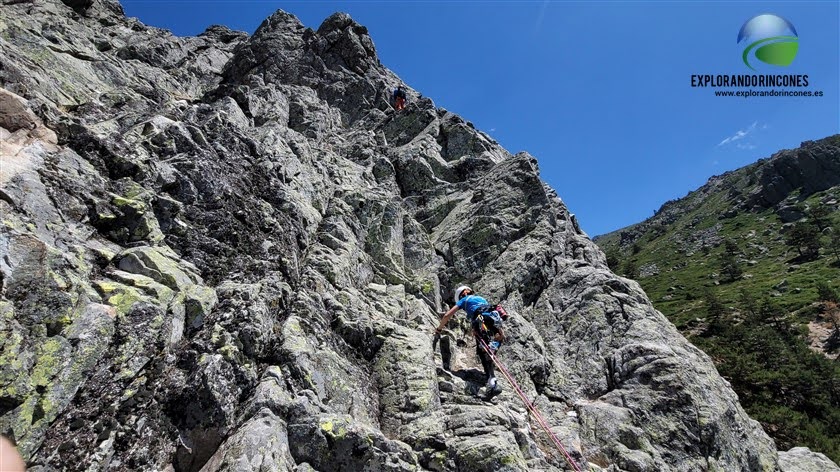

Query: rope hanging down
[[477, 336, 583, 472]]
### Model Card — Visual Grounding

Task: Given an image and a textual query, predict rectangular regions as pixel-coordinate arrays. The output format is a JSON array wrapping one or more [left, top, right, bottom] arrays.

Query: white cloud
[[490, 128, 496, 132], [736, 142, 757, 150], [718, 121, 758, 146]]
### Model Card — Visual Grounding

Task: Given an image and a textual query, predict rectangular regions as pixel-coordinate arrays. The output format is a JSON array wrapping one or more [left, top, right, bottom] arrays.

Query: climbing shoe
[[483, 378, 502, 401]]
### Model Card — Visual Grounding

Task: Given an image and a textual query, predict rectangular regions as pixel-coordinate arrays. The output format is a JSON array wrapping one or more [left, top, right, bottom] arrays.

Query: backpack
[[479, 303, 509, 321]]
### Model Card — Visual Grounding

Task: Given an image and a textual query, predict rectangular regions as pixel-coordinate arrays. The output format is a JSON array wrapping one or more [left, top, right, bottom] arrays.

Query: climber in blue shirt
[[435, 285, 505, 399]]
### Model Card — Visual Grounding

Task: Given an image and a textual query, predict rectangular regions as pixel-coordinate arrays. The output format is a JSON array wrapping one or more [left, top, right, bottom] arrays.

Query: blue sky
[[122, 1, 839, 236]]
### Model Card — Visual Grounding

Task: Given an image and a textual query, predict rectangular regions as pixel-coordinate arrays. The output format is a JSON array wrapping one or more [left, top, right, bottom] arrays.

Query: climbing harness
[[476, 336, 583, 472]]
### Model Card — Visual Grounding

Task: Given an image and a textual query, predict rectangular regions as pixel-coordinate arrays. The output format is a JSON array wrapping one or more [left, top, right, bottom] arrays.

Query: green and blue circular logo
[[737, 14, 798, 71]]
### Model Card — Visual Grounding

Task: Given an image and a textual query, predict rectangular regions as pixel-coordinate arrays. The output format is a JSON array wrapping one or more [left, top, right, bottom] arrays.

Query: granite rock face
[[602, 136, 840, 252], [778, 447, 840, 472], [745, 139, 840, 210], [1, 1, 834, 470]]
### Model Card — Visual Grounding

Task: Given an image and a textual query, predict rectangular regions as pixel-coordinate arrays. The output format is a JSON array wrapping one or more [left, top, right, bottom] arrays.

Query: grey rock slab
[[200, 408, 296, 472], [778, 447, 840, 472]]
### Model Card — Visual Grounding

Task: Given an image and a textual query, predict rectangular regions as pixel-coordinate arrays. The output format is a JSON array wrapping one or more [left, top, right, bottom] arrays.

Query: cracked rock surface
[[1, 1, 836, 470]]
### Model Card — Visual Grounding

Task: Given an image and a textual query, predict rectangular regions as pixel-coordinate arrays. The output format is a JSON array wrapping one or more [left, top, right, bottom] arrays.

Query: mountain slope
[[596, 135, 840, 463], [0, 1, 835, 470]]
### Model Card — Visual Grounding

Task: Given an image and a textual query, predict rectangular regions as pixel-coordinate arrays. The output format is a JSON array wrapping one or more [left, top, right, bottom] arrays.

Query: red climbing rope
[[477, 336, 583, 472]]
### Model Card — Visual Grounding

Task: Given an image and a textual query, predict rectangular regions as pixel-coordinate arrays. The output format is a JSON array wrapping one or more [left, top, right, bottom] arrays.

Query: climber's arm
[[435, 305, 459, 333]]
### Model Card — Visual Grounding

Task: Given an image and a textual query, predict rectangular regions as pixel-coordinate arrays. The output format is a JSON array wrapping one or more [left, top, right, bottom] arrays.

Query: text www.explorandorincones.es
[[713, 89, 824, 98]]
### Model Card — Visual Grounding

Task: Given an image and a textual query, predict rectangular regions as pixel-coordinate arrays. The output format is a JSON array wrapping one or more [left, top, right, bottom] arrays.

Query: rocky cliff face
[[745, 137, 840, 210], [0, 1, 834, 471], [592, 135, 840, 465], [601, 136, 840, 251]]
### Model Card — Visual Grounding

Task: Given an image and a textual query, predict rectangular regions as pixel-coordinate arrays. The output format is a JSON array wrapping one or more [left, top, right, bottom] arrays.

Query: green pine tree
[[807, 204, 832, 231], [827, 222, 840, 265], [786, 222, 821, 260], [719, 239, 743, 282]]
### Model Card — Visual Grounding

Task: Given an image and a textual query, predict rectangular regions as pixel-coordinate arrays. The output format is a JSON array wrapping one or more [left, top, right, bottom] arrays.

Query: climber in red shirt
[[393, 85, 407, 111]]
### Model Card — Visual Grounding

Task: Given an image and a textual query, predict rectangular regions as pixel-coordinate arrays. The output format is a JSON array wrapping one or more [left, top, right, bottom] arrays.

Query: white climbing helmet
[[453, 285, 472, 304]]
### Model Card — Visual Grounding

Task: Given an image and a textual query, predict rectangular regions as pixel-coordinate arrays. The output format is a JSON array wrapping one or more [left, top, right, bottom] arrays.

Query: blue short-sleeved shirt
[[456, 294, 490, 319]]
